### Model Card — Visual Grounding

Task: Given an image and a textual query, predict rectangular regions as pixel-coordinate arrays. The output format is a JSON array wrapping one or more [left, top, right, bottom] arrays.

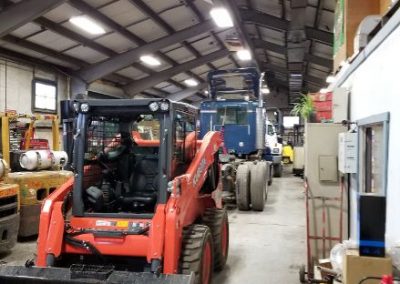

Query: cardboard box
[[333, 0, 381, 72], [343, 250, 392, 284], [380, 0, 392, 15]]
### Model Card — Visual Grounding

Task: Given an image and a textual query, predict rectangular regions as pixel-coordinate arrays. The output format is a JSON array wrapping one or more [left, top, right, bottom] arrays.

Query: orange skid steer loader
[[0, 99, 229, 284]]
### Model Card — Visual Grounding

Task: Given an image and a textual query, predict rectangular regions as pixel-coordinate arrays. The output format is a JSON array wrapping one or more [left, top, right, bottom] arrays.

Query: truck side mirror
[[277, 137, 283, 144]]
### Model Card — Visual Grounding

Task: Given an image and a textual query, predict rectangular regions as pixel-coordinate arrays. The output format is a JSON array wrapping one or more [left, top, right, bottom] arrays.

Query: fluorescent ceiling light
[[184, 79, 199, 87], [140, 55, 161, 66], [69, 16, 105, 35], [261, 88, 270, 94], [210, 7, 233, 28], [320, 88, 329, 94], [237, 49, 251, 61], [326, 75, 335, 83]]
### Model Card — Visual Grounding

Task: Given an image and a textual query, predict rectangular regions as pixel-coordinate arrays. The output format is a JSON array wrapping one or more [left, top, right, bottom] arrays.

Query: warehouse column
[[70, 76, 88, 99]]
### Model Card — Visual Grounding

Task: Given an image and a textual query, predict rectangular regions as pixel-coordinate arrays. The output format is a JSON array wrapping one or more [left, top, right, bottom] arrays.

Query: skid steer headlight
[[148, 102, 159, 112], [73, 102, 80, 113], [80, 103, 90, 113], [160, 101, 169, 111]]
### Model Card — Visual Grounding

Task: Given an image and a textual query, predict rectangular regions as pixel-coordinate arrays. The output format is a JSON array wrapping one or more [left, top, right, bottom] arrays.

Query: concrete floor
[[213, 166, 306, 283], [0, 166, 306, 283]]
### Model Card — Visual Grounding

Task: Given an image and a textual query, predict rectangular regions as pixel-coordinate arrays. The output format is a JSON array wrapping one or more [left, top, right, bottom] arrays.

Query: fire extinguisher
[[381, 275, 393, 284], [359, 275, 399, 284]]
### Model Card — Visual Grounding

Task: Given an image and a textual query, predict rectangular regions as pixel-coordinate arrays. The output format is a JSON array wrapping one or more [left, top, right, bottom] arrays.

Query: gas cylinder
[[0, 159, 8, 178], [19, 150, 54, 170], [52, 151, 68, 168]]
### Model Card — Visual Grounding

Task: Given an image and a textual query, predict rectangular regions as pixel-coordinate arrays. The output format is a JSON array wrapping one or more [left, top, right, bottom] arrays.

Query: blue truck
[[199, 68, 282, 211]]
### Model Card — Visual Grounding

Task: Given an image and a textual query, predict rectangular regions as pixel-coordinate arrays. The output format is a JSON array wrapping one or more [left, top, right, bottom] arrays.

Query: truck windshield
[[267, 125, 275, 136], [216, 106, 248, 125]]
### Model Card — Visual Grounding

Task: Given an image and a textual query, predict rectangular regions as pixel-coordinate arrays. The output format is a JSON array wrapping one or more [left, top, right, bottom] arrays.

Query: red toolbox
[[313, 101, 332, 112], [315, 111, 332, 122]]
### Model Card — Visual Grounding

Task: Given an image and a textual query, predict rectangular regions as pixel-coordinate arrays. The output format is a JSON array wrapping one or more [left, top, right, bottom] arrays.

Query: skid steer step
[[0, 265, 195, 284]]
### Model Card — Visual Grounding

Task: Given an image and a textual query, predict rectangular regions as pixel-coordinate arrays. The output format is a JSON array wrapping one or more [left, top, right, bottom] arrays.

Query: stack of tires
[[235, 161, 269, 211]]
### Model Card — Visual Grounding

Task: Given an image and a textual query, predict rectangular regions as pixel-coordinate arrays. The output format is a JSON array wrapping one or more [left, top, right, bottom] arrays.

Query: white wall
[[0, 58, 69, 114], [0, 58, 71, 150], [339, 19, 400, 247]]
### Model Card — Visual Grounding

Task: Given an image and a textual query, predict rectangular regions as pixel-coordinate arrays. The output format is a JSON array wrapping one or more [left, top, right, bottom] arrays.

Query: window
[[358, 112, 390, 195], [134, 114, 160, 140], [216, 106, 248, 125], [173, 112, 196, 175], [283, 116, 300, 129], [267, 124, 275, 136], [32, 79, 57, 113]]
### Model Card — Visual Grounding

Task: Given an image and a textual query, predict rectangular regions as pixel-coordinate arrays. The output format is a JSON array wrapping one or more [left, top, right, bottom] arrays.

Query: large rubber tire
[[180, 225, 214, 284], [299, 264, 306, 283], [202, 208, 229, 271], [235, 164, 251, 211], [268, 164, 273, 186], [250, 162, 267, 211], [273, 163, 283, 177]]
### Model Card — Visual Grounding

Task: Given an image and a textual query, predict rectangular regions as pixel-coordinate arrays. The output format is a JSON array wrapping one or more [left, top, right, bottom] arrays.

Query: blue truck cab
[[199, 68, 283, 179], [199, 68, 263, 156], [199, 100, 258, 156]]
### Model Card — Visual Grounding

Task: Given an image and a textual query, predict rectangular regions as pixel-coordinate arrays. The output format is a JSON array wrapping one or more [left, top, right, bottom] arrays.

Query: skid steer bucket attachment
[[0, 265, 195, 284]]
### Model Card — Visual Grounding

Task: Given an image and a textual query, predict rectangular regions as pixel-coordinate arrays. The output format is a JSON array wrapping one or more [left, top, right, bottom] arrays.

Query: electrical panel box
[[319, 155, 338, 182], [338, 132, 358, 173]]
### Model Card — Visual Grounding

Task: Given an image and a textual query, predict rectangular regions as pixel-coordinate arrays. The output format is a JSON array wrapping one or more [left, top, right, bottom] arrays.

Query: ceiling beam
[[253, 38, 332, 68], [166, 83, 207, 101], [77, 20, 215, 83], [253, 38, 286, 54], [68, 0, 143, 44], [124, 49, 230, 96], [0, 43, 132, 87], [0, 0, 64, 38], [2, 34, 86, 68], [263, 63, 288, 74], [240, 10, 333, 46], [69, 0, 205, 88], [304, 53, 332, 68], [304, 74, 325, 86], [127, 0, 212, 85], [240, 8, 289, 30], [34, 17, 115, 56], [0, 46, 71, 74], [34, 17, 184, 91], [305, 27, 333, 45], [219, 0, 260, 70]]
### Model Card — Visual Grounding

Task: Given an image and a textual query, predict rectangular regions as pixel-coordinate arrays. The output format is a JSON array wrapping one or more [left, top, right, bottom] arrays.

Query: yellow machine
[[0, 112, 71, 237], [4, 170, 72, 237], [0, 159, 20, 252], [282, 144, 294, 164], [1, 112, 60, 167]]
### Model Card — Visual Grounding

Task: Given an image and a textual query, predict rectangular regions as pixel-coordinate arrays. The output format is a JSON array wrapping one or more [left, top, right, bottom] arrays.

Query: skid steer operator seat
[[121, 156, 159, 211]]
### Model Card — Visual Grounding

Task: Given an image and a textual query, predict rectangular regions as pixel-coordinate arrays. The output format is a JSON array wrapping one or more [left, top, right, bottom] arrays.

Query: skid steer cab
[[0, 99, 229, 284]]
